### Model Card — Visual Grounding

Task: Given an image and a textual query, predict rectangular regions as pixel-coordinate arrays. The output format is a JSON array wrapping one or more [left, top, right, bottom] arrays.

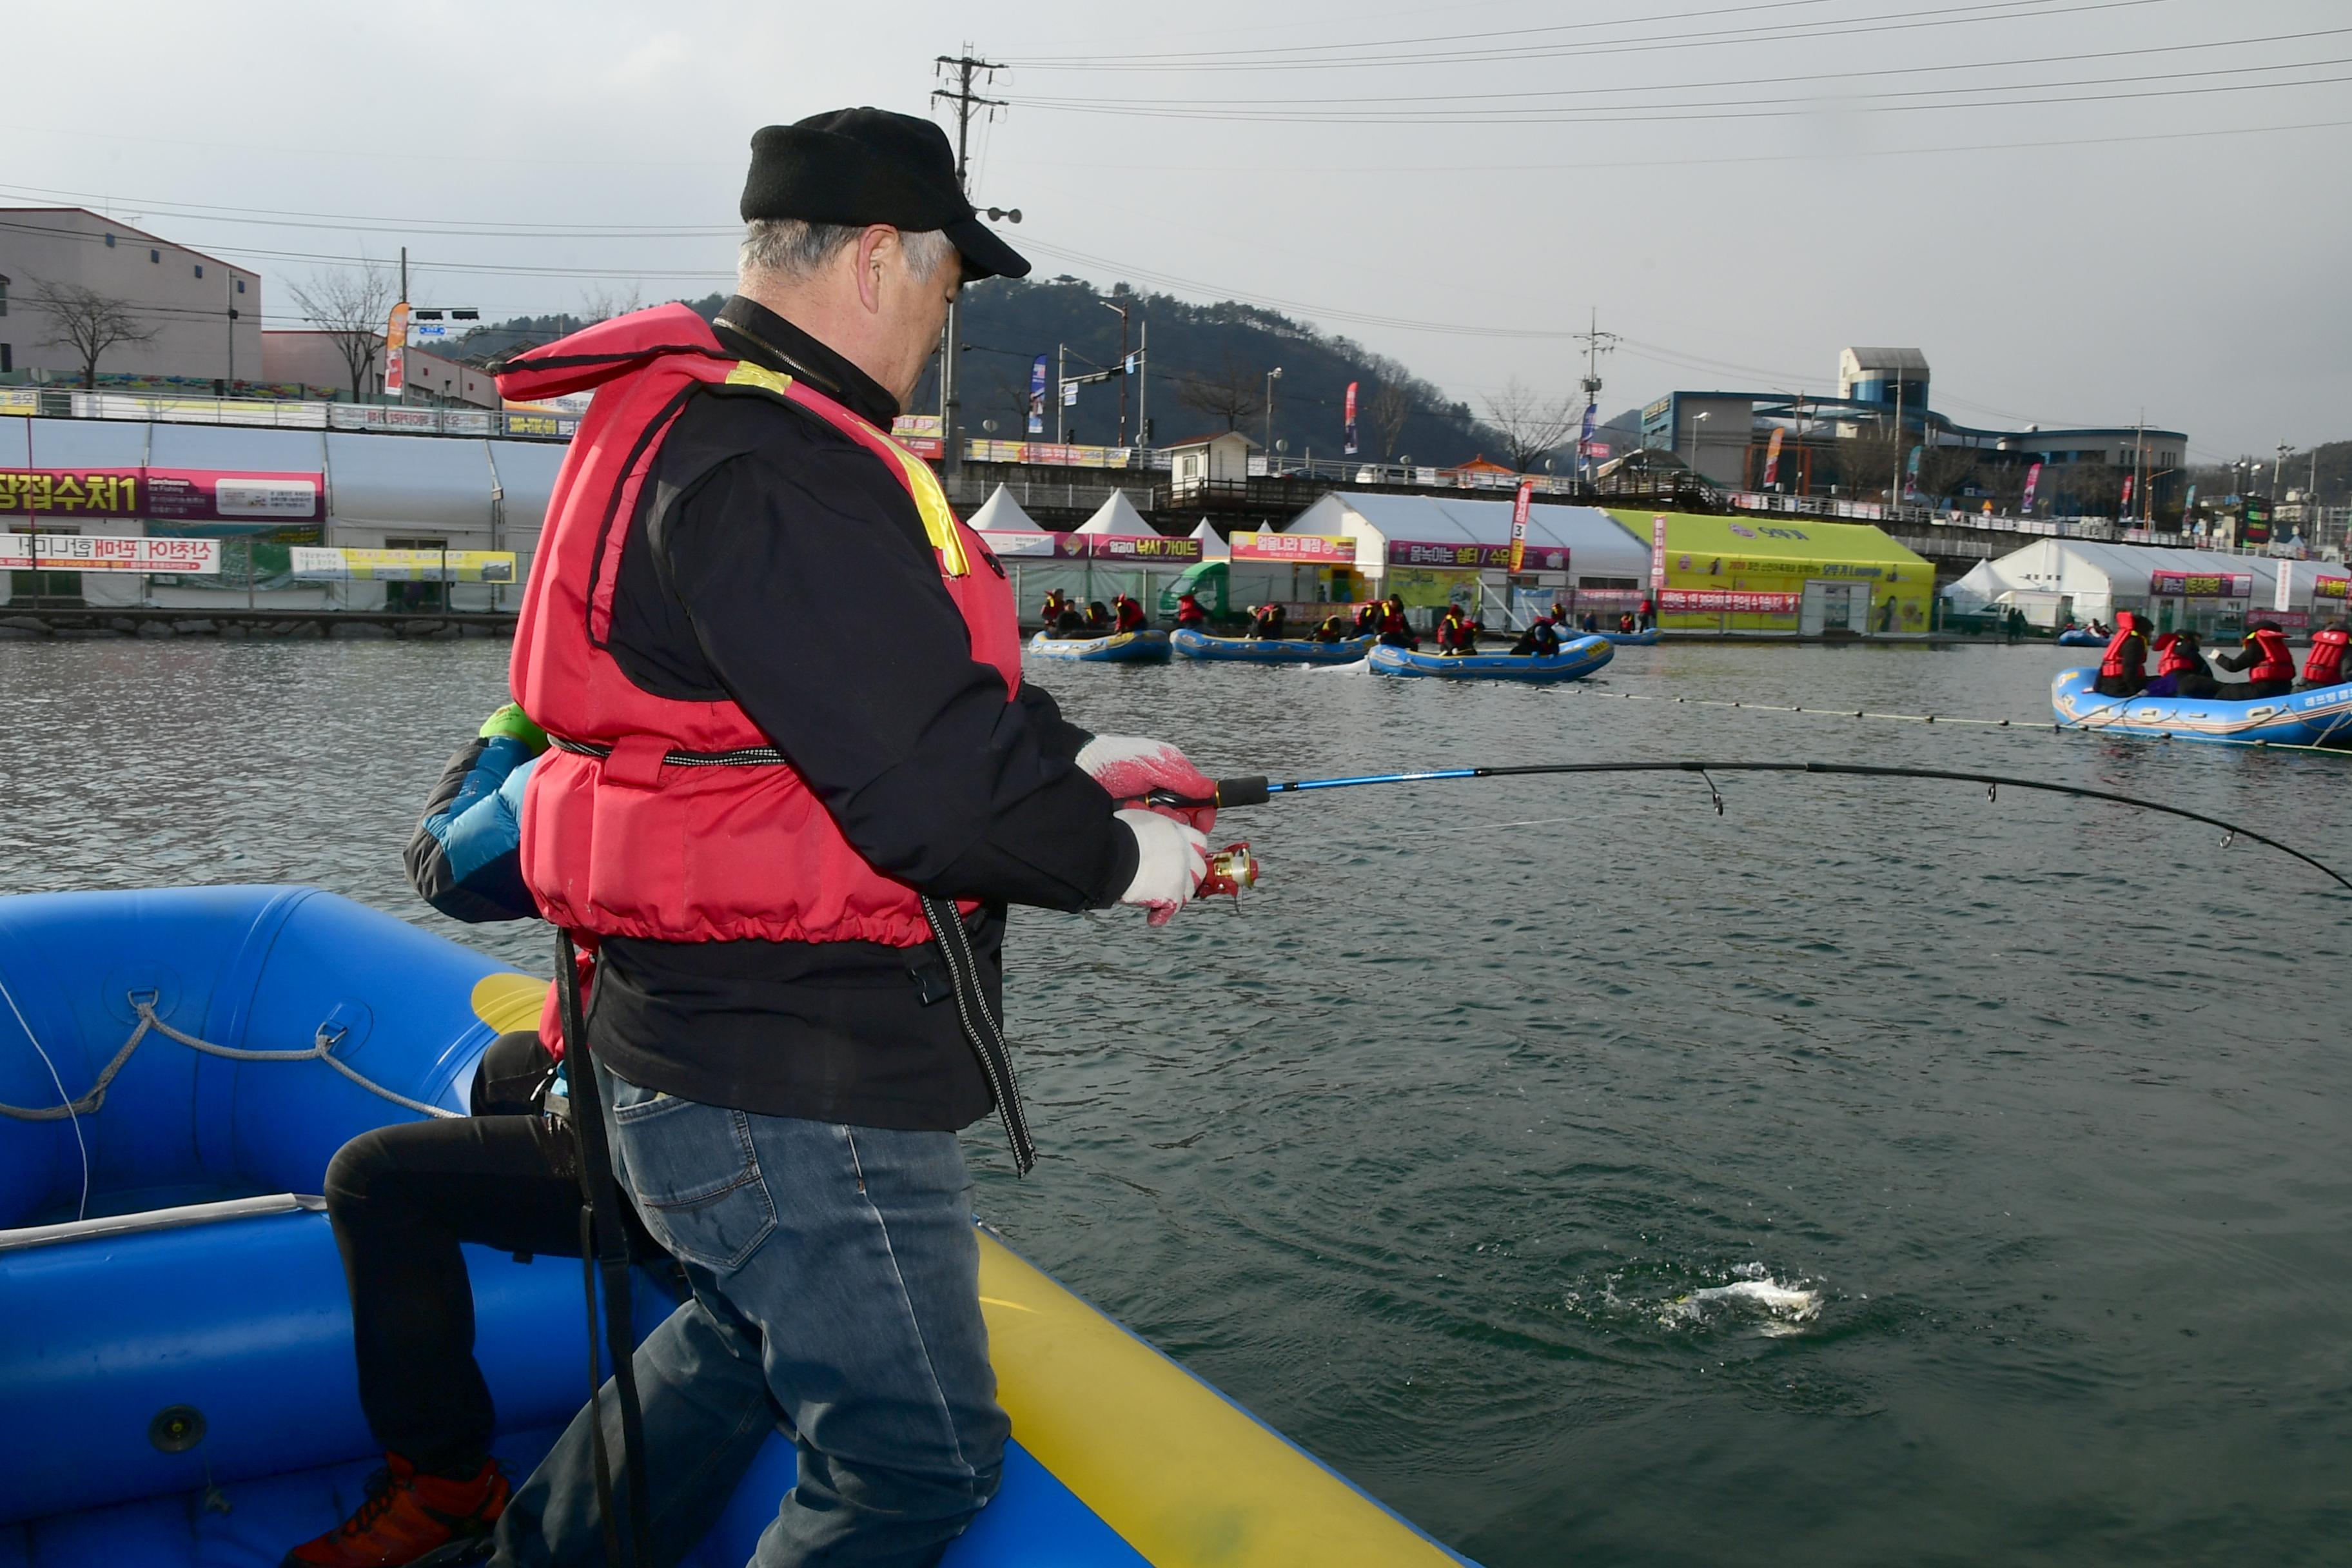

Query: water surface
[[2, 636, 2343, 1565]]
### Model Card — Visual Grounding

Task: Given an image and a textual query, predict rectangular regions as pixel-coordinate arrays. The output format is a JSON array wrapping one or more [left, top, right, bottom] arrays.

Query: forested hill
[[447, 277, 1593, 468]]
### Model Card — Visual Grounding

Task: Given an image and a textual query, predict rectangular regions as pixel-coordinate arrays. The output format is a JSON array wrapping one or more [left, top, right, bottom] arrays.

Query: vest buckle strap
[[602, 734, 672, 789]]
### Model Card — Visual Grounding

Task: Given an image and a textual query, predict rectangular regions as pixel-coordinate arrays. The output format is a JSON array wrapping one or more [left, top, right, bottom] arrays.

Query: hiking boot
[[280, 1453, 509, 1568]]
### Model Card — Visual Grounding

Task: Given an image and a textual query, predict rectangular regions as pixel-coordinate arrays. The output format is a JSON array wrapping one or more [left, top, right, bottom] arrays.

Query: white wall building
[[0, 208, 262, 385]]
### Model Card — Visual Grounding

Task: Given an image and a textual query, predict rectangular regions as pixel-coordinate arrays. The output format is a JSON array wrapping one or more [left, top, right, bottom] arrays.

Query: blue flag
[[1028, 355, 1047, 435]]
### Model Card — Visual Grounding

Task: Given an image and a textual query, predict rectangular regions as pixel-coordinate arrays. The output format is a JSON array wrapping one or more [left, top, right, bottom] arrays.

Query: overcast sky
[[11, 0, 2347, 462]]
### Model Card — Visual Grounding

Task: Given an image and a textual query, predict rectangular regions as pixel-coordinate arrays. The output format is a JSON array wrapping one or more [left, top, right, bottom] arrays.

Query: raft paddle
[[1143, 761, 2352, 892]]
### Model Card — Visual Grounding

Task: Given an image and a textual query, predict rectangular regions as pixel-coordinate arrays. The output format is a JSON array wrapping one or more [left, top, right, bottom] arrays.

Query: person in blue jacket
[[404, 704, 544, 925]]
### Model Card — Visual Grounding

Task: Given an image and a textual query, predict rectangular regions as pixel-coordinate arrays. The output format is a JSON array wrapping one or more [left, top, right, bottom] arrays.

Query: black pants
[[322, 1032, 663, 1476], [2217, 678, 2293, 701]]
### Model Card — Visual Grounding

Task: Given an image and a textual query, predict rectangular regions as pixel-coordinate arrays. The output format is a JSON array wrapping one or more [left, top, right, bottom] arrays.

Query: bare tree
[[286, 264, 398, 402], [1366, 380, 1414, 460], [578, 284, 643, 325], [1173, 354, 1266, 432], [26, 280, 157, 388], [1479, 377, 1579, 474]]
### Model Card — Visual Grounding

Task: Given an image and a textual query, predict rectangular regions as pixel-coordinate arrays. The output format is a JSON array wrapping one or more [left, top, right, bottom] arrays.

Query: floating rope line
[[1147, 761, 2351, 892]]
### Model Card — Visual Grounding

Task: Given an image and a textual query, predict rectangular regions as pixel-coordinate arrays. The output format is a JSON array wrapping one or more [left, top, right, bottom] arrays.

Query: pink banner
[[1650, 515, 1669, 594], [1660, 587, 1801, 614], [1231, 533, 1357, 565], [1385, 538, 1567, 571], [1084, 534, 1201, 563], [0, 467, 324, 524]]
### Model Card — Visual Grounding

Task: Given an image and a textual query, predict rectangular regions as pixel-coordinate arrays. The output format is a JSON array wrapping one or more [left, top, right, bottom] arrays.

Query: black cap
[[740, 108, 1030, 281]]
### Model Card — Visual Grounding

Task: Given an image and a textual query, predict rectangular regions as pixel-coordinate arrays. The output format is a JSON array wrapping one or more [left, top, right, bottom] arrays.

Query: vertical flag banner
[[2119, 473, 2135, 514], [1027, 355, 1047, 436], [1649, 514, 1669, 598], [2021, 460, 2043, 514], [1761, 427, 1785, 487], [384, 302, 411, 397], [2182, 482, 2198, 529], [1508, 478, 1534, 573], [1902, 444, 1922, 502], [1577, 402, 1598, 475], [1344, 381, 1359, 456]]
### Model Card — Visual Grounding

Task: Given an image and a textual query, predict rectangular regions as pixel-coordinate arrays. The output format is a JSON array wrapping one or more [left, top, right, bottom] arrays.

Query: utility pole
[[1098, 297, 1130, 446], [933, 46, 1005, 478], [397, 246, 409, 406], [1891, 377, 1904, 506], [1570, 307, 1619, 481], [2274, 441, 2291, 500]]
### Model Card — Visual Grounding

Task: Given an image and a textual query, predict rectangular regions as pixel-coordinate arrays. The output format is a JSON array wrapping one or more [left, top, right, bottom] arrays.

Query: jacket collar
[[712, 296, 899, 427]]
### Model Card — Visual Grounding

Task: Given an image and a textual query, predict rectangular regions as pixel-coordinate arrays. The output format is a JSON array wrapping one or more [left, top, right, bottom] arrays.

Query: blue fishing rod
[[1146, 760, 2352, 892]]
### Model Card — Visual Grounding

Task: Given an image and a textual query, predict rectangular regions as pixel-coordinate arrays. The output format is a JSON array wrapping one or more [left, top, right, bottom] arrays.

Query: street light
[[1098, 299, 1130, 444], [1265, 366, 1284, 464], [1687, 410, 1709, 480]]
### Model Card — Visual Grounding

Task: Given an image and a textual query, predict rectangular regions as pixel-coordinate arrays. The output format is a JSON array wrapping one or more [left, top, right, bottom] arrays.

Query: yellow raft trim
[[723, 360, 967, 578], [469, 973, 549, 1036], [976, 1231, 1462, 1568]]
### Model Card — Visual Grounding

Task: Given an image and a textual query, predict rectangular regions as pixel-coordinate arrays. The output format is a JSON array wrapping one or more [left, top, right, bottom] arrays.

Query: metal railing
[[0, 387, 579, 442]]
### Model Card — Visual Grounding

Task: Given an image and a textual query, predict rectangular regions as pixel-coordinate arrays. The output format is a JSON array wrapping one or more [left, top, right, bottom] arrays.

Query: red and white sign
[[1660, 587, 1801, 614], [1507, 478, 1534, 574], [1650, 514, 1669, 596], [384, 302, 409, 397], [0, 534, 220, 573], [1231, 532, 1357, 565], [0, 467, 324, 523]]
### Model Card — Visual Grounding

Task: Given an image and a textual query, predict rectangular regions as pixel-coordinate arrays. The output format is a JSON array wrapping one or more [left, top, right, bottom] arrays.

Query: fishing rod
[[1146, 761, 2352, 893]]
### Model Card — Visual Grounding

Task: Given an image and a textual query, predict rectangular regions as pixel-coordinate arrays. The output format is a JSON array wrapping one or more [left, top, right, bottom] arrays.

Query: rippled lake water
[[3, 635, 2345, 1566]]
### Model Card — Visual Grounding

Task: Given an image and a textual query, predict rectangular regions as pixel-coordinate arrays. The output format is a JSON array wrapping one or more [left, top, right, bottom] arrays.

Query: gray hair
[[738, 219, 957, 286]]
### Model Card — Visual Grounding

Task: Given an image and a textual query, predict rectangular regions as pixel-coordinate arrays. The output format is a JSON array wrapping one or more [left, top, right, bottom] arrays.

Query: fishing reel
[[1200, 841, 1261, 903]]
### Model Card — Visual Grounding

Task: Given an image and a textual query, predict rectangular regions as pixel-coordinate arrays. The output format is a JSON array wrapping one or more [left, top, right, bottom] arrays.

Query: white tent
[[966, 484, 1040, 533], [1188, 518, 1230, 562], [1075, 491, 1155, 536], [1947, 538, 2324, 634], [1283, 491, 1653, 625]]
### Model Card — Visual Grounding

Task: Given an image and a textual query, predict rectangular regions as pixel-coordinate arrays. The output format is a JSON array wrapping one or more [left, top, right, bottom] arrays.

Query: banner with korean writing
[[1083, 534, 1201, 564], [1028, 357, 1048, 436], [889, 414, 943, 460], [289, 547, 518, 582], [1660, 587, 1803, 614], [1344, 381, 1358, 456], [974, 531, 1072, 559], [2118, 473, 2134, 513], [385, 302, 409, 396], [1231, 533, 1358, 565], [1384, 538, 1566, 571], [1508, 478, 1534, 573], [0, 534, 220, 573], [963, 440, 1132, 469], [1650, 515, 1669, 596], [2315, 574, 2351, 601], [2147, 570, 2252, 598], [0, 467, 324, 524], [2020, 460, 2043, 514], [1760, 427, 1784, 487]]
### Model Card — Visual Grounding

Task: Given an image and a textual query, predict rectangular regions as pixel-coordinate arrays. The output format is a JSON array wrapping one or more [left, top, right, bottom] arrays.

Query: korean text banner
[[1384, 539, 1567, 571], [1660, 587, 1802, 613], [0, 468, 324, 524], [290, 547, 518, 582], [975, 531, 1073, 559], [1344, 381, 1358, 456], [2316, 574, 2351, 601], [2148, 570, 2252, 598], [1084, 534, 1201, 563], [1231, 533, 1358, 565], [0, 534, 220, 573]]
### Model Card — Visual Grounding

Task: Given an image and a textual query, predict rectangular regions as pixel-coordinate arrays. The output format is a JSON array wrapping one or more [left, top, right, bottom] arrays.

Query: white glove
[[1113, 808, 1208, 927], [1076, 734, 1219, 830]]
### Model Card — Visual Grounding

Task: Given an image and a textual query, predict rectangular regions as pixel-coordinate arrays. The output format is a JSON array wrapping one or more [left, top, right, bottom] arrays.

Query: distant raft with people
[[1591, 628, 1661, 646], [1026, 629, 1173, 664], [1369, 635, 1615, 683], [1171, 628, 1373, 665], [0, 885, 1476, 1568], [2051, 666, 2352, 747], [2055, 629, 2106, 647]]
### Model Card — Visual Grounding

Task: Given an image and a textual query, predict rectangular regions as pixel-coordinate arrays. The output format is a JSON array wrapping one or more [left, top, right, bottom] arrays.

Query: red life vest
[[2098, 627, 2146, 680], [2155, 635, 2199, 678], [2247, 626, 2295, 684], [2304, 627, 2349, 686], [499, 304, 1019, 948], [1115, 598, 1146, 632]]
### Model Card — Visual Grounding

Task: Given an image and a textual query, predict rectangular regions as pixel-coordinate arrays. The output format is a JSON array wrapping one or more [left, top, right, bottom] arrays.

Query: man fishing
[[482, 108, 1219, 1568]]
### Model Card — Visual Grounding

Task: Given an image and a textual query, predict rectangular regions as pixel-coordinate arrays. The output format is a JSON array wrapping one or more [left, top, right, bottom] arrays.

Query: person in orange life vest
[[1173, 591, 1209, 629], [1618, 611, 1637, 634], [2213, 620, 2296, 700], [1637, 594, 1656, 631], [2146, 631, 2217, 699], [1112, 593, 1146, 633], [1038, 587, 1070, 627], [1352, 600, 1381, 635], [1247, 602, 1288, 640], [1436, 604, 1476, 655], [2300, 620, 2349, 690], [485, 109, 1218, 1568], [1377, 594, 1418, 649], [2092, 611, 2151, 698]]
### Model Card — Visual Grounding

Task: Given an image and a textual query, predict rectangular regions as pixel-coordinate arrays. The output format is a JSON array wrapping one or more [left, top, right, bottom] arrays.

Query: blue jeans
[[492, 1069, 1008, 1567]]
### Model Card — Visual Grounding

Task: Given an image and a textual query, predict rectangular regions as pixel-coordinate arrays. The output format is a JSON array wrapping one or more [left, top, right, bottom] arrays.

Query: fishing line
[[1148, 761, 2351, 892]]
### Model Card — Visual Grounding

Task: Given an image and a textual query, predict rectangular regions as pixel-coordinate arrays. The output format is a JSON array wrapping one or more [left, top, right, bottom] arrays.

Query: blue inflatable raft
[[2055, 629, 2106, 647], [1590, 629, 1660, 646], [1171, 628, 1372, 665], [1369, 635, 1614, 683], [0, 886, 1472, 1568], [1026, 629, 1173, 664], [2052, 666, 2352, 747]]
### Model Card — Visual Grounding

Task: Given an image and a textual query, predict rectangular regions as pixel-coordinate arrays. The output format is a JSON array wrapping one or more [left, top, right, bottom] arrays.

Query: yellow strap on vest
[[724, 360, 968, 578]]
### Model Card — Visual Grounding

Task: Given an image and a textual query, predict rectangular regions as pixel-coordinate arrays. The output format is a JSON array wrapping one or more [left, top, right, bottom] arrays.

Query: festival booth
[[1946, 540, 2335, 637], [1289, 491, 1649, 629], [1611, 510, 1934, 634], [967, 484, 1086, 623], [1068, 493, 1202, 614]]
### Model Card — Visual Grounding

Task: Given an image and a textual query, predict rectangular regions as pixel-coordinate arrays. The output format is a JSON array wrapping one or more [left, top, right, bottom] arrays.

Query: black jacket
[[586, 296, 1136, 1130]]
